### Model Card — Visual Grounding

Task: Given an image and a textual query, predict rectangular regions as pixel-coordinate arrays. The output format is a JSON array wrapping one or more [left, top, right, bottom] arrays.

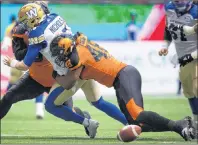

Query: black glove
[[178, 54, 194, 67]]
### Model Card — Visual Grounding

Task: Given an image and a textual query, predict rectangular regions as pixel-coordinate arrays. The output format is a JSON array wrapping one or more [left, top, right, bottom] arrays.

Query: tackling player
[[2, 13, 45, 119], [3, 3, 129, 138], [0, 1, 92, 136], [44, 32, 195, 141], [159, 0, 198, 137]]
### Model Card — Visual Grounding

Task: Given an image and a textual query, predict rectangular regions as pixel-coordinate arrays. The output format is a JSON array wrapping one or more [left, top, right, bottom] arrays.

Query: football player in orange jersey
[[2, 13, 45, 119], [2, 2, 129, 139], [48, 32, 195, 141], [0, 1, 91, 135]]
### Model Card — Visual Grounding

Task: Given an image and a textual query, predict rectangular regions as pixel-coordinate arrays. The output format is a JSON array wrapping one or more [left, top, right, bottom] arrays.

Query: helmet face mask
[[18, 3, 45, 30], [50, 34, 75, 57], [172, 0, 193, 12]]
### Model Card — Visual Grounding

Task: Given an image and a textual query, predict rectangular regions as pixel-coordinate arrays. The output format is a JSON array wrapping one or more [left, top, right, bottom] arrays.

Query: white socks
[[36, 103, 44, 118], [82, 118, 89, 127]]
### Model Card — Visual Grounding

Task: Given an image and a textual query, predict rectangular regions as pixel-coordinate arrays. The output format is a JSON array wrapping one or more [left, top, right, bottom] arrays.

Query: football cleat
[[86, 119, 99, 139], [175, 116, 194, 141]]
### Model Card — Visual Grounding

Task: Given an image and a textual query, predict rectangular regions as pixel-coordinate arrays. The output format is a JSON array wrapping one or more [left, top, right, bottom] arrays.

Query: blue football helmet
[[172, 0, 193, 12]]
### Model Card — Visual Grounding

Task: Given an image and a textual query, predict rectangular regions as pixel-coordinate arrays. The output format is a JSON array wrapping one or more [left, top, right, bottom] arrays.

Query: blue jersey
[[165, 2, 198, 58], [24, 13, 72, 75]]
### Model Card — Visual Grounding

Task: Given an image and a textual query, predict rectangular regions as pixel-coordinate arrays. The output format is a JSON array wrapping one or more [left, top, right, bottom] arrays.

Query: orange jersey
[[12, 24, 55, 88], [29, 57, 55, 87], [67, 34, 127, 87]]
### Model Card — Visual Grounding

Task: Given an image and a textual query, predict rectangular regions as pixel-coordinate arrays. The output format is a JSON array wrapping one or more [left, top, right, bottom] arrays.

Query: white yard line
[[1, 134, 27, 137]]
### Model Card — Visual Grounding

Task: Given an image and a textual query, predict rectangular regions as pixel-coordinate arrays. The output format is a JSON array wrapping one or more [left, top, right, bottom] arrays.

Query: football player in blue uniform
[[3, 3, 130, 138], [159, 0, 198, 138]]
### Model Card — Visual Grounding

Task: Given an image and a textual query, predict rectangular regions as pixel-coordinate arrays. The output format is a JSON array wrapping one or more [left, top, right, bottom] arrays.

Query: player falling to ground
[[2, 2, 195, 140], [1, 13, 45, 119], [40, 31, 196, 141], [0, 1, 93, 136], [159, 0, 198, 137], [3, 3, 130, 138]]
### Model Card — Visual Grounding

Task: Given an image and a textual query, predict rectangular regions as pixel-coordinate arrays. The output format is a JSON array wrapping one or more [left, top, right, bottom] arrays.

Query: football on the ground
[[117, 125, 142, 142]]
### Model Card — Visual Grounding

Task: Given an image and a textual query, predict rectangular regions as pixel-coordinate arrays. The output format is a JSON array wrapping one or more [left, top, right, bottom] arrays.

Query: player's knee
[[91, 96, 103, 107], [126, 98, 143, 120], [45, 86, 64, 107], [44, 100, 55, 113]]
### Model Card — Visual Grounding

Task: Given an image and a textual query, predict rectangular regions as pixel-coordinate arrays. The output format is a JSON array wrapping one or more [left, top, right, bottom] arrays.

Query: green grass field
[[1, 97, 197, 144]]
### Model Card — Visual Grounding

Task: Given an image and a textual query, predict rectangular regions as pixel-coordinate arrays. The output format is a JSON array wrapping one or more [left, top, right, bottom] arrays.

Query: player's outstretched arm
[[3, 42, 43, 71], [3, 56, 29, 71], [54, 66, 84, 90]]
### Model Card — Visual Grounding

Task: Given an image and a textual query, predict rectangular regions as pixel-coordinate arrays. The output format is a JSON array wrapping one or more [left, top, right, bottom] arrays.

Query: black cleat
[[36, 115, 44, 120], [175, 116, 194, 141]]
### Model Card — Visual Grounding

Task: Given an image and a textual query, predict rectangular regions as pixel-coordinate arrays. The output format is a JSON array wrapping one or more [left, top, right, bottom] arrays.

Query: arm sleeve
[[12, 37, 28, 61], [23, 44, 43, 67]]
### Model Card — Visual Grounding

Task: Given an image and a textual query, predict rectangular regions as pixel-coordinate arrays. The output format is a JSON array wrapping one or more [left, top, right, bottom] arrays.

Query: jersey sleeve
[[23, 27, 47, 67], [28, 26, 46, 46], [12, 37, 28, 61], [23, 44, 43, 67]]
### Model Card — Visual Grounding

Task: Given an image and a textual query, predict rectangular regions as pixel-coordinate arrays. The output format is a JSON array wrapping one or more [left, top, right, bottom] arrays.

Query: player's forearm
[[10, 59, 29, 71]]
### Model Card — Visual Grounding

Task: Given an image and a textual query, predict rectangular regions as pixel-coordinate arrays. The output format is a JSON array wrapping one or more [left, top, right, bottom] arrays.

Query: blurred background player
[[159, 0, 198, 138], [1, 14, 45, 119], [126, 12, 139, 40]]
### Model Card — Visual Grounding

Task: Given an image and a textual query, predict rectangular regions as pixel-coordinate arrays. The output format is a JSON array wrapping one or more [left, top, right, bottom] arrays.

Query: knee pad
[[189, 98, 198, 114]]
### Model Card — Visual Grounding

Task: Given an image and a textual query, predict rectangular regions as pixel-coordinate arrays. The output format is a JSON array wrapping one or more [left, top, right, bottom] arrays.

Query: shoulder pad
[[189, 4, 198, 19], [75, 32, 88, 47], [165, 2, 175, 11], [12, 22, 27, 38]]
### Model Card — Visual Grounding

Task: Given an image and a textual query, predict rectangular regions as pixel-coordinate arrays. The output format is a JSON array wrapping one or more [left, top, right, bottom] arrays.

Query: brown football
[[117, 125, 142, 142]]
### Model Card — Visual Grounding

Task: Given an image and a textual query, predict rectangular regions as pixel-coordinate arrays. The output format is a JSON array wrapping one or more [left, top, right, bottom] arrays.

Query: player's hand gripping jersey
[[12, 22, 55, 87], [23, 13, 72, 76], [51, 33, 127, 87], [165, 2, 198, 58]]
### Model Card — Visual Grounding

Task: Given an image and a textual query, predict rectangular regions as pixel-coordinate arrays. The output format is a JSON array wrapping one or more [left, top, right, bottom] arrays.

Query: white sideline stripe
[[1, 134, 27, 137], [131, 125, 139, 137]]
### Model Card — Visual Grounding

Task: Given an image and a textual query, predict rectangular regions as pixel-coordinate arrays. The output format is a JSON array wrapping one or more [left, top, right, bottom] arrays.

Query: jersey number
[[87, 41, 110, 62], [169, 23, 187, 41]]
